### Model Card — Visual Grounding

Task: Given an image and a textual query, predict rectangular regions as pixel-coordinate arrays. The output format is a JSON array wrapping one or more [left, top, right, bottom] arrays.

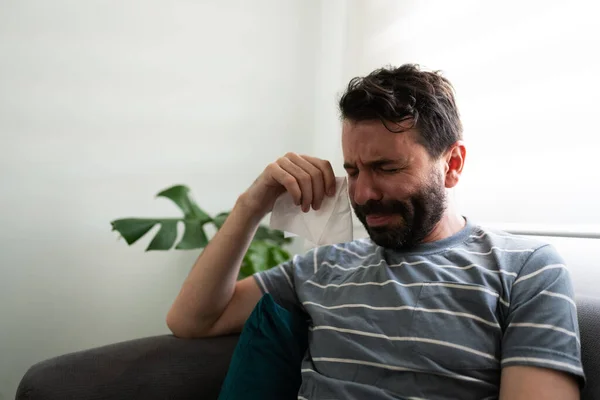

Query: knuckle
[[298, 173, 311, 186], [283, 176, 296, 187], [265, 163, 278, 175]]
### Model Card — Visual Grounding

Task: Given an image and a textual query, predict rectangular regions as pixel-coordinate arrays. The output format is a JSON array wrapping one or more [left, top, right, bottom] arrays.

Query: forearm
[[499, 366, 579, 400], [167, 193, 263, 336]]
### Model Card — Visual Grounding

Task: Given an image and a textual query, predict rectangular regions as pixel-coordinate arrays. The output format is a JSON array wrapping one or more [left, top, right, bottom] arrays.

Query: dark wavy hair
[[338, 64, 462, 158]]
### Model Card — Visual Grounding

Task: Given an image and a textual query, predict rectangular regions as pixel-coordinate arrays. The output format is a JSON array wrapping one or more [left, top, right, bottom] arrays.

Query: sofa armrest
[[577, 295, 600, 400], [16, 334, 240, 400]]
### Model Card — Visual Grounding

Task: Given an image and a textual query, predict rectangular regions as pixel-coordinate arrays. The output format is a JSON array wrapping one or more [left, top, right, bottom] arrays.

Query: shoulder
[[466, 223, 570, 288], [464, 223, 559, 274], [468, 224, 548, 250]]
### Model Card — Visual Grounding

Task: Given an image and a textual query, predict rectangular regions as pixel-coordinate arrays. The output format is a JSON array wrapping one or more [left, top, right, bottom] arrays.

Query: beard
[[352, 170, 447, 250]]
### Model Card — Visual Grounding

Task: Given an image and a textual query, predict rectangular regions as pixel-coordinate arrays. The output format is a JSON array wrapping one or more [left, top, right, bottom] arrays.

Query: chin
[[364, 224, 413, 250]]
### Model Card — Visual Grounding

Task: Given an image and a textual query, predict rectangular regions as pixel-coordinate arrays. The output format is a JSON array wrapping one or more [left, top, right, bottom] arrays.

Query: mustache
[[354, 200, 410, 216]]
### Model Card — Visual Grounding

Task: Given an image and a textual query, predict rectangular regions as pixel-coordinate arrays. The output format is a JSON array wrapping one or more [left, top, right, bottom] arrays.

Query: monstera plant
[[111, 185, 292, 279]]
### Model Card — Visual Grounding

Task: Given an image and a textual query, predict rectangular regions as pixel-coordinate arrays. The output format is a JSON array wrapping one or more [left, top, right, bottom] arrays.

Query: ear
[[443, 141, 466, 189]]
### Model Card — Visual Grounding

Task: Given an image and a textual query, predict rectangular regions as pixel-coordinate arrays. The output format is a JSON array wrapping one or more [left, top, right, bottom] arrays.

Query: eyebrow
[[343, 158, 405, 169]]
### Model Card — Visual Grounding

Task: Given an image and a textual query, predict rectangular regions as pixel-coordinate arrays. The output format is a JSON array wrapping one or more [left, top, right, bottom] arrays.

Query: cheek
[[378, 177, 417, 200]]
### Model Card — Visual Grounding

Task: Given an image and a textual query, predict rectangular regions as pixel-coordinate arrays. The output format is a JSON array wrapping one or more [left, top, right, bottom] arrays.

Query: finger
[[277, 157, 313, 212], [302, 155, 336, 196], [286, 153, 325, 210], [268, 163, 302, 206]]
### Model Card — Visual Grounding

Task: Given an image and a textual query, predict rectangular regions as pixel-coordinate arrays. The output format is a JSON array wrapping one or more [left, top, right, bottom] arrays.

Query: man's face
[[342, 120, 448, 250]]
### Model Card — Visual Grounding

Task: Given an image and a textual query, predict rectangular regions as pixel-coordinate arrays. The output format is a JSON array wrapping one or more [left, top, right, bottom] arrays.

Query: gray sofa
[[16, 296, 600, 400]]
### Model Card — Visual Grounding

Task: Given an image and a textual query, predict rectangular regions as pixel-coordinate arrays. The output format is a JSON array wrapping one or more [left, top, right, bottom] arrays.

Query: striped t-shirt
[[254, 218, 584, 399]]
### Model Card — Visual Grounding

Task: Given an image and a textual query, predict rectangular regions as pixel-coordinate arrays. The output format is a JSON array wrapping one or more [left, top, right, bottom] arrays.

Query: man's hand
[[241, 152, 337, 218], [499, 366, 579, 400]]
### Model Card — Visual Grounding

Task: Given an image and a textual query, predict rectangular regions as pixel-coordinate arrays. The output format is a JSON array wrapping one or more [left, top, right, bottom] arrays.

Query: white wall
[[0, 1, 320, 397]]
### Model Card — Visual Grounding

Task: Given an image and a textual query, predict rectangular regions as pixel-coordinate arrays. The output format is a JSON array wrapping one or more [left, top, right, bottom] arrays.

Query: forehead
[[341, 120, 426, 164]]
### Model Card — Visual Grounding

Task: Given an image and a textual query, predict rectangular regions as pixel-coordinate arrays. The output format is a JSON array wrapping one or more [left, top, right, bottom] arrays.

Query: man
[[166, 64, 584, 399]]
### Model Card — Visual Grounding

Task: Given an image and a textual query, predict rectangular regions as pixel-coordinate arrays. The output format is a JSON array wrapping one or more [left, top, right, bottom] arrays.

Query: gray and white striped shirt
[[254, 218, 584, 399]]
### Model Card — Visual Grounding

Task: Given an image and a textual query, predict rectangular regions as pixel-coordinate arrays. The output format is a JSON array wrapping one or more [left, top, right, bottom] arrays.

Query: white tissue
[[269, 176, 353, 246]]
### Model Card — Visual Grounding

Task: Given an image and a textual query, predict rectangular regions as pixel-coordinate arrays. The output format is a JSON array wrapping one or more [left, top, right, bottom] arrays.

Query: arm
[[499, 244, 584, 397], [166, 197, 265, 338], [499, 366, 579, 400], [166, 153, 335, 338]]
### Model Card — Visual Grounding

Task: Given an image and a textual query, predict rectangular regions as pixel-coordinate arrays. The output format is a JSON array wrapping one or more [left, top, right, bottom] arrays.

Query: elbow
[[166, 309, 195, 339], [166, 308, 213, 339]]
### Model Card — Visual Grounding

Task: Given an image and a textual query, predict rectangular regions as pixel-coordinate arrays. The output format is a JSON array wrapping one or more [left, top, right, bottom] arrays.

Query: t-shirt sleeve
[[502, 244, 585, 386], [252, 256, 300, 311]]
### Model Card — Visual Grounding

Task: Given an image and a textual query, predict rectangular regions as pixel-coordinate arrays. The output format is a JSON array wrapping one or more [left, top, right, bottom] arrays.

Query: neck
[[422, 200, 465, 243]]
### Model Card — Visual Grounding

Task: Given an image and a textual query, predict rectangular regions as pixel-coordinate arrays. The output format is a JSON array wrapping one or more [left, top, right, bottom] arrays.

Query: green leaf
[[238, 240, 293, 279], [247, 241, 270, 274], [157, 185, 211, 222], [147, 220, 178, 250], [254, 225, 290, 244], [111, 218, 159, 245], [112, 185, 215, 251], [112, 217, 210, 250], [239, 256, 253, 280], [269, 246, 290, 266], [176, 220, 209, 249]]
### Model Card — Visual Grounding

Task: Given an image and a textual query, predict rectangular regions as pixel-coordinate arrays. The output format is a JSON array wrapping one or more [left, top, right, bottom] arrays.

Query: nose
[[351, 173, 382, 205]]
